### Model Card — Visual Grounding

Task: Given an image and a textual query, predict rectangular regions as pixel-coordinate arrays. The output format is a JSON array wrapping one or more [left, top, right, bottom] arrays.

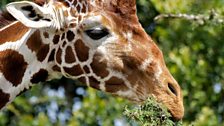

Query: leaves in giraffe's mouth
[[124, 97, 183, 126]]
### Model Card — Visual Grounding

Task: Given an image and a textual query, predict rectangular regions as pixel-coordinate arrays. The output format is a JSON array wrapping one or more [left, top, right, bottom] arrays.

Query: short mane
[[0, 10, 16, 29]]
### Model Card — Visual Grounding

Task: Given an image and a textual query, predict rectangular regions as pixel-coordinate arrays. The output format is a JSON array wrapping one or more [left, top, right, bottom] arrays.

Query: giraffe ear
[[6, 1, 52, 29]]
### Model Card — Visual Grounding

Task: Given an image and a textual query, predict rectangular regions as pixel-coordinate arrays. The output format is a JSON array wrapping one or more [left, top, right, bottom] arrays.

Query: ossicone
[[102, 0, 136, 15]]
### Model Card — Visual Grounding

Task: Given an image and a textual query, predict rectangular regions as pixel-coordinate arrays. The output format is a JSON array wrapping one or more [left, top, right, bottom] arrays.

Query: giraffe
[[0, 0, 184, 120]]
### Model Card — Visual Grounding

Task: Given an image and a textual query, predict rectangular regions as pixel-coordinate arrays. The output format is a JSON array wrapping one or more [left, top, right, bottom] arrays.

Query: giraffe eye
[[85, 27, 109, 40]]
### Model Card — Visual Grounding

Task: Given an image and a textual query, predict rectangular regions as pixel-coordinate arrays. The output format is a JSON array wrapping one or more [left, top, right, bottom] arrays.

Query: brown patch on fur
[[70, 23, 77, 28], [37, 44, 50, 62], [78, 77, 86, 84], [56, 48, 62, 64], [27, 30, 42, 52], [0, 22, 29, 45], [62, 1, 70, 7], [62, 41, 67, 47], [52, 65, 61, 72], [63, 65, 83, 76], [48, 49, 56, 62], [60, 28, 65, 32], [0, 89, 10, 109], [74, 39, 89, 62], [83, 66, 90, 74], [105, 77, 127, 92], [91, 53, 109, 78], [81, 4, 87, 13], [31, 69, 48, 83], [0, 49, 28, 86], [66, 30, 75, 42], [73, 0, 77, 6], [43, 32, 49, 38], [65, 46, 76, 63], [76, 4, 81, 13], [89, 76, 100, 90], [27, 30, 50, 61], [61, 33, 65, 40], [53, 35, 60, 44]]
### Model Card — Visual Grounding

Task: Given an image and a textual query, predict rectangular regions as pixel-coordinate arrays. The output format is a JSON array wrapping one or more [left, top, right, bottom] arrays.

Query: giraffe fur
[[0, 0, 184, 120]]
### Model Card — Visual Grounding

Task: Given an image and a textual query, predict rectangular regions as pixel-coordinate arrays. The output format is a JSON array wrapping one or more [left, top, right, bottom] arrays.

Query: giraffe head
[[6, 0, 184, 120]]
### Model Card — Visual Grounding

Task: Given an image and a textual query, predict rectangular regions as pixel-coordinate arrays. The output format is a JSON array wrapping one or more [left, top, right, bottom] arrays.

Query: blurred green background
[[0, 0, 224, 126]]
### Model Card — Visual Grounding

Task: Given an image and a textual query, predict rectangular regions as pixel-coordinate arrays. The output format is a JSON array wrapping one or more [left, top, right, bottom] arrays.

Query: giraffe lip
[[168, 109, 183, 121]]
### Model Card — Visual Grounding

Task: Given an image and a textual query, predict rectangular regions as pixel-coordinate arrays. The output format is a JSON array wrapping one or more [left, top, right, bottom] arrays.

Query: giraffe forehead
[[44, 0, 136, 16], [50, 0, 137, 23]]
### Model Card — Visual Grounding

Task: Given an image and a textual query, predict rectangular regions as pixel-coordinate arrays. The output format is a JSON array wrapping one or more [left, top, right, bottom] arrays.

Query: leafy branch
[[124, 97, 183, 126], [154, 9, 224, 25]]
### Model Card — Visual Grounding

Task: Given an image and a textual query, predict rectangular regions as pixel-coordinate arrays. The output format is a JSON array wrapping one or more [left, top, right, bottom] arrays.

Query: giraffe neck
[[0, 0, 138, 109], [0, 0, 93, 109], [0, 21, 60, 109]]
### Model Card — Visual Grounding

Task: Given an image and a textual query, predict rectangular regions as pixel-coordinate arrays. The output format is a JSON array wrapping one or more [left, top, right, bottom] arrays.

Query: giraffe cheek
[[105, 77, 128, 93], [90, 58, 109, 79], [89, 52, 110, 79]]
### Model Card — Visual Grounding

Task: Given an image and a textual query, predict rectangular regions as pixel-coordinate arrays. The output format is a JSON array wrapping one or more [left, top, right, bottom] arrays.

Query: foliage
[[124, 97, 182, 126], [0, 0, 224, 126], [150, 1, 224, 125], [68, 88, 130, 126]]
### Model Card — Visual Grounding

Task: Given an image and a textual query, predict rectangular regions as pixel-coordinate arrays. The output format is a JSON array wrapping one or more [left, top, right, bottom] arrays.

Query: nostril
[[168, 83, 177, 96]]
